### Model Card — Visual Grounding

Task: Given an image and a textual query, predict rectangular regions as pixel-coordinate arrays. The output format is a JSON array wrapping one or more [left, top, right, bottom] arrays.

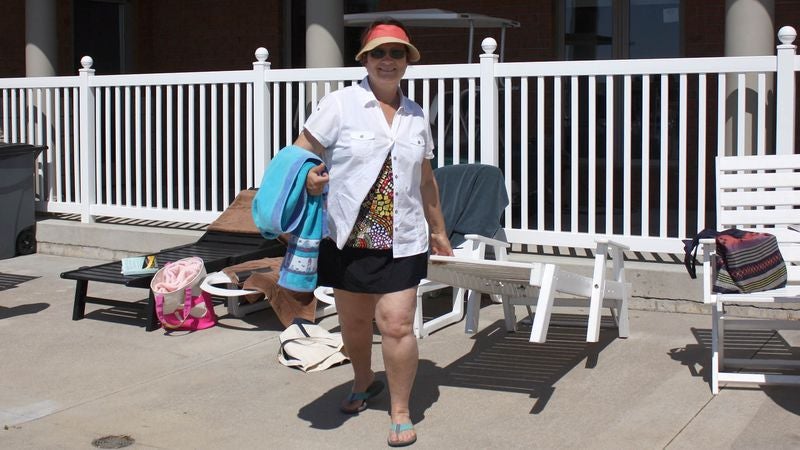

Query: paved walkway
[[1, 254, 799, 449]]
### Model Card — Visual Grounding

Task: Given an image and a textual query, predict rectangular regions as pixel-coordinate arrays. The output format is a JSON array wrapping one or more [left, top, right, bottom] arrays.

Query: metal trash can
[[0, 142, 46, 259]]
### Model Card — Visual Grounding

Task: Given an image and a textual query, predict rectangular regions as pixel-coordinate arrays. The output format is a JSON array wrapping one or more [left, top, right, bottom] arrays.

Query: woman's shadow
[[297, 359, 442, 430]]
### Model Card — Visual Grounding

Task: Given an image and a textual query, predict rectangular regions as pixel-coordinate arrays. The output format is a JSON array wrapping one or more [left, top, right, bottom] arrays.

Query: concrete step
[[34, 216, 204, 261]]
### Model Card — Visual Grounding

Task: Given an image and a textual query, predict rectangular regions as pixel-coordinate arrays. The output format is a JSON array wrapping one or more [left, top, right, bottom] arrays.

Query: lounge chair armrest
[[700, 238, 716, 261], [699, 239, 717, 304], [463, 234, 510, 249], [200, 272, 260, 297], [594, 238, 630, 251]]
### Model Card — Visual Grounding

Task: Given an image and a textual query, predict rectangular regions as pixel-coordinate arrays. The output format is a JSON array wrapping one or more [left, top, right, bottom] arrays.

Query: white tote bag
[[278, 321, 348, 372]]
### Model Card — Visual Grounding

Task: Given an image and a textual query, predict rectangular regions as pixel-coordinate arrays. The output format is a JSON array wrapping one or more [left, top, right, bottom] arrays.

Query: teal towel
[[252, 145, 324, 292]]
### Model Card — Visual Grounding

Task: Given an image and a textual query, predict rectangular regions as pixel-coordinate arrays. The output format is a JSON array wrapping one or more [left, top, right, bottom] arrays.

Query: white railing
[[1, 28, 797, 254]]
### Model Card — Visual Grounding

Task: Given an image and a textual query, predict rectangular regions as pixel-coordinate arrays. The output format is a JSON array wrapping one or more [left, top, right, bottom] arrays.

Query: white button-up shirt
[[303, 77, 434, 258]]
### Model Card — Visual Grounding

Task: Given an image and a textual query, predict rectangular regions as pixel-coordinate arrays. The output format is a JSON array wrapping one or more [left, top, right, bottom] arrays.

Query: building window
[[74, 0, 132, 74], [563, 0, 681, 61]]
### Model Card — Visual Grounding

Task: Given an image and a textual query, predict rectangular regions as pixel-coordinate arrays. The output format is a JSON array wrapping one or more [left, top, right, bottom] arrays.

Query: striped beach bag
[[685, 228, 787, 294]]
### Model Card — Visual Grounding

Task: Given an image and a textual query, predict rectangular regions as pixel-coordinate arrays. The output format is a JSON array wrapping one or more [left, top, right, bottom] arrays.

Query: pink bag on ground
[[151, 256, 216, 331], [150, 257, 206, 314], [155, 288, 217, 331]]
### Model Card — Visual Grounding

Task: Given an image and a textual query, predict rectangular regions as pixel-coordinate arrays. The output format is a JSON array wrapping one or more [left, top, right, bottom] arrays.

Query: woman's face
[[363, 43, 408, 89]]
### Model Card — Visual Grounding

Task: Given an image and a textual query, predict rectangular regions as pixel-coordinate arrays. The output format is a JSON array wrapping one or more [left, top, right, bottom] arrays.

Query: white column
[[78, 57, 96, 223], [252, 47, 271, 185], [775, 27, 796, 155], [724, 0, 774, 155], [479, 38, 499, 166], [305, 0, 344, 68], [25, 0, 58, 76]]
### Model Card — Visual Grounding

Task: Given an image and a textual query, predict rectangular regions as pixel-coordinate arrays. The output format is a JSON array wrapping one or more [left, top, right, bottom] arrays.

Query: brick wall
[[57, 0, 73, 75], [0, 0, 26, 77], [134, 0, 284, 73], [684, 1, 725, 57]]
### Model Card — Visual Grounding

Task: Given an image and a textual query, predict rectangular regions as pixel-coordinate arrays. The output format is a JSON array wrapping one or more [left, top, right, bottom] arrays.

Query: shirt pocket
[[399, 134, 427, 163], [348, 130, 375, 158]]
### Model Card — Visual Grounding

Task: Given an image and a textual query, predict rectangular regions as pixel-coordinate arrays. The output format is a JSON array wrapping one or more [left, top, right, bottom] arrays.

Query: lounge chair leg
[[71, 280, 88, 321], [530, 264, 557, 343], [611, 247, 629, 338], [586, 244, 610, 343], [616, 292, 630, 339], [711, 302, 722, 394], [414, 289, 425, 338], [145, 292, 159, 332], [502, 294, 517, 332], [464, 290, 481, 334]]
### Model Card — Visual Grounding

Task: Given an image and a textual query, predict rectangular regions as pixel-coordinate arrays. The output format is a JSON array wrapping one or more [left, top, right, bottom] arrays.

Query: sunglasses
[[368, 48, 407, 60]]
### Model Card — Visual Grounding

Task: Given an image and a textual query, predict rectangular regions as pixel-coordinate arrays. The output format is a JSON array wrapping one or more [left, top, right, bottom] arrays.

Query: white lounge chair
[[701, 154, 800, 394], [428, 238, 631, 343]]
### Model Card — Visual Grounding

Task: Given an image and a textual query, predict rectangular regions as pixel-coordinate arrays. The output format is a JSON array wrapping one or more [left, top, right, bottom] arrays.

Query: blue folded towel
[[252, 145, 324, 292]]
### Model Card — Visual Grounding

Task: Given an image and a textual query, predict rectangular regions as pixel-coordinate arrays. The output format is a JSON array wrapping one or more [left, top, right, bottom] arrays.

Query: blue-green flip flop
[[388, 422, 416, 447], [339, 379, 385, 414]]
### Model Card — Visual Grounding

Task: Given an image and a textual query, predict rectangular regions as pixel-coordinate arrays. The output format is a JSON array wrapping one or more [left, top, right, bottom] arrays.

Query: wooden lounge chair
[[62, 190, 285, 331], [428, 237, 631, 343], [701, 154, 800, 393]]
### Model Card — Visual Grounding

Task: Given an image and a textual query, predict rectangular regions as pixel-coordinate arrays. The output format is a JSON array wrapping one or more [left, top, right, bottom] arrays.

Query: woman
[[293, 18, 452, 447]]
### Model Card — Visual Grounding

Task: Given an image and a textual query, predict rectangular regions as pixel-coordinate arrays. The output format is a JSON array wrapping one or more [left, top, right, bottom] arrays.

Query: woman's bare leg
[[334, 289, 379, 410], [374, 287, 418, 444]]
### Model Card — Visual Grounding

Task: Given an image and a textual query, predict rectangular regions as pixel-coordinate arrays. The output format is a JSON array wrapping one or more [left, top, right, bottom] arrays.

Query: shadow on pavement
[[672, 327, 800, 415], [440, 317, 617, 414], [0, 272, 39, 291], [0, 302, 49, 319]]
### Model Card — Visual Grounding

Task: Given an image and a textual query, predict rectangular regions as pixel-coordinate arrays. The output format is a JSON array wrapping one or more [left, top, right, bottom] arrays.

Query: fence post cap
[[255, 47, 269, 62], [778, 26, 796, 45], [481, 37, 497, 55], [80, 56, 93, 69]]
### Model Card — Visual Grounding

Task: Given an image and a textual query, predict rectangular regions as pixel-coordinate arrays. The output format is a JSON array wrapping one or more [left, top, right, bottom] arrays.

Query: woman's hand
[[429, 232, 454, 256], [306, 163, 329, 196]]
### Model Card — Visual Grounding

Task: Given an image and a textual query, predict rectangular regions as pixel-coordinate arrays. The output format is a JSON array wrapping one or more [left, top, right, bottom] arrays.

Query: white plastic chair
[[701, 154, 800, 394], [413, 233, 509, 338], [415, 164, 510, 337], [428, 238, 631, 343], [201, 271, 337, 320]]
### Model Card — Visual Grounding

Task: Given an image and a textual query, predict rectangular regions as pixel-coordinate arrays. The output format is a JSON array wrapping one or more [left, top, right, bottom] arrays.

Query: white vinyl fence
[[1, 28, 797, 254]]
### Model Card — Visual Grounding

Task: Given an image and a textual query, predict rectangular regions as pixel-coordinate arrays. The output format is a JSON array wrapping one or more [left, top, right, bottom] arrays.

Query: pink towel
[[152, 258, 204, 293]]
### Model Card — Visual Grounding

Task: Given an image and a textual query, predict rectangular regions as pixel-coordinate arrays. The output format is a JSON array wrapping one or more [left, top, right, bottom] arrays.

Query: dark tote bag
[[684, 228, 787, 294]]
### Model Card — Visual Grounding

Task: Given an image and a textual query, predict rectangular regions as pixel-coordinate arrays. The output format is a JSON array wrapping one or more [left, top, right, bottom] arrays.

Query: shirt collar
[[358, 77, 409, 113]]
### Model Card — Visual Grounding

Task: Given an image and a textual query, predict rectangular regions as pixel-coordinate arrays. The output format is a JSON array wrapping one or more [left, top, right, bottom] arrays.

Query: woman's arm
[[294, 129, 328, 196], [420, 159, 453, 256], [294, 129, 325, 155]]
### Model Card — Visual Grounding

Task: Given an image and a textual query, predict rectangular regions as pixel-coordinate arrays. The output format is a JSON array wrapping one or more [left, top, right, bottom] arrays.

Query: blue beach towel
[[252, 145, 325, 292]]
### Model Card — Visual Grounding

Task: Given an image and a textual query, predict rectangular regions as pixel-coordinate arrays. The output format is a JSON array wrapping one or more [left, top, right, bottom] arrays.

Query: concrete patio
[[1, 244, 799, 449]]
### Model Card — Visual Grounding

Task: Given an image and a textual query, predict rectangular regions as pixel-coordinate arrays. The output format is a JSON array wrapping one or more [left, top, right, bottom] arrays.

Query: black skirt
[[317, 239, 428, 294]]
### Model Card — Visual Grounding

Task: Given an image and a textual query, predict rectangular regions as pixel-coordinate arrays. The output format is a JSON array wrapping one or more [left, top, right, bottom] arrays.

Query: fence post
[[78, 56, 96, 223], [775, 26, 796, 155], [479, 37, 499, 166], [253, 47, 272, 186]]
